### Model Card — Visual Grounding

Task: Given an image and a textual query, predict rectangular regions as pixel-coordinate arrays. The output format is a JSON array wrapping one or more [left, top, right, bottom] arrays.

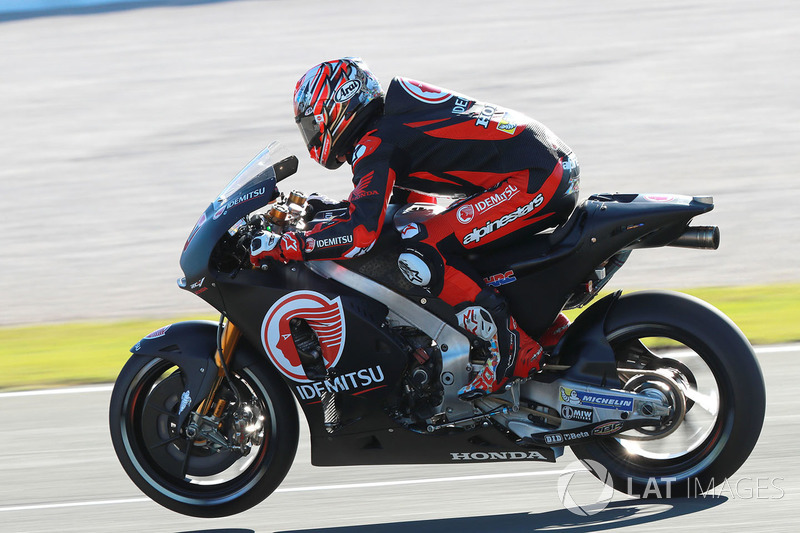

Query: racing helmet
[[293, 57, 383, 169]]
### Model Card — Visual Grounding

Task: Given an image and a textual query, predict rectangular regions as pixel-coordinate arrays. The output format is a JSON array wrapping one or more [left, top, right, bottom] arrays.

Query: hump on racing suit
[[296, 76, 580, 262]]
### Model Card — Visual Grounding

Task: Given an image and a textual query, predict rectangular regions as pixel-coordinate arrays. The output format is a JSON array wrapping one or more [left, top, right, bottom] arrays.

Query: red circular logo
[[398, 78, 453, 104], [261, 291, 346, 382], [457, 204, 475, 224]]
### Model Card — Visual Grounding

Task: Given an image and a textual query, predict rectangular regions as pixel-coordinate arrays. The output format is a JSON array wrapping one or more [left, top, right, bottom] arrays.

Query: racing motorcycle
[[109, 141, 766, 517]]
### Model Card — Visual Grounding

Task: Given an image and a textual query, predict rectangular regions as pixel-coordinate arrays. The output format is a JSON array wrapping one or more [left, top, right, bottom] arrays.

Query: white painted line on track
[[0, 344, 800, 400], [752, 345, 800, 354], [0, 469, 573, 513], [0, 498, 150, 513], [0, 384, 113, 399], [1, 344, 796, 399]]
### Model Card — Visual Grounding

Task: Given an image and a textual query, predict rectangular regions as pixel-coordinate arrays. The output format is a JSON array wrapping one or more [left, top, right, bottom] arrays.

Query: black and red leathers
[[299, 77, 579, 294], [292, 77, 580, 396]]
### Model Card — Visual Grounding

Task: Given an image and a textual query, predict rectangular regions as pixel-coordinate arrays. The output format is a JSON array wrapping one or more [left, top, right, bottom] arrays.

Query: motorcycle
[[109, 141, 766, 517]]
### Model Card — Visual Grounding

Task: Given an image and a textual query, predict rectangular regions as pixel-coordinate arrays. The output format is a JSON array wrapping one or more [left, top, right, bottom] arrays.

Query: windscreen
[[214, 141, 295, 206]]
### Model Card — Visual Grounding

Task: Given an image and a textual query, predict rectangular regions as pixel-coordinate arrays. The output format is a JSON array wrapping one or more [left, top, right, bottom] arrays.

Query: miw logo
[[261, 291, 346, 382]]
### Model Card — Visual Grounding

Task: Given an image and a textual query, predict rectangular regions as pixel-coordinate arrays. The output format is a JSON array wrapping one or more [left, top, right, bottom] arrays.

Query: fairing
[[179, 142, 295, 288]]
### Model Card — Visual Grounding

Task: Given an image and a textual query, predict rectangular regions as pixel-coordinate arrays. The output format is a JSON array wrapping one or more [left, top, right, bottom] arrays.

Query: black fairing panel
[[553, 291, 622, 388], [212, 266, 410, 435], [469, 195, 713, 336], [310, 425, 557, 466], [333, 194, 712, 339]]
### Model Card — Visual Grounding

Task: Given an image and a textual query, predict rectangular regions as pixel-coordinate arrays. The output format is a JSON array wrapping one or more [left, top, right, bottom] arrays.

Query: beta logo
[[261, 291, 346, 382], [398, 78, 453, 104]]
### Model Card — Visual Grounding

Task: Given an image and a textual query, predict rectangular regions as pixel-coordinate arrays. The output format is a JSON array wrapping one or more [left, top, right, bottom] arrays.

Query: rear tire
[[109, 354, 298, 517], [572, 291, 766, 497]]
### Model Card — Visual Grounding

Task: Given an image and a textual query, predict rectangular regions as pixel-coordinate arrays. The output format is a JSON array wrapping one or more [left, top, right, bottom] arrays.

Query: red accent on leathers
[[280, 233, 303, 261], [405, 191, 438, 204], [293, 76, 579, 400], [294, 77, 579, 262], [510, 318, 544, 379], [539, 312, 570, 348], [439, 263, 483, 305]]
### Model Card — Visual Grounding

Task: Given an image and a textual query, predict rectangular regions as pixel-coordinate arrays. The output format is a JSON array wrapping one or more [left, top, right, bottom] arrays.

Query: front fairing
[[179, 142, 297, 288]]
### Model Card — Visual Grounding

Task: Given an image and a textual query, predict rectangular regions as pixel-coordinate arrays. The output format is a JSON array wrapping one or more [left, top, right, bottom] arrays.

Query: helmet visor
[[296, 113, 323, 151]]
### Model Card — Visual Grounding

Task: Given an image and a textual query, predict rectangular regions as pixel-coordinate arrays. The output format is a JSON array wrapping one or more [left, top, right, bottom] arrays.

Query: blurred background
[[1, 0, 798, 325]]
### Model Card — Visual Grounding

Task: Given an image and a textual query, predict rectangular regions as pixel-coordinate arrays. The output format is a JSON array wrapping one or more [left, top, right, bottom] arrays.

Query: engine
[[387, 327, 444, 429]]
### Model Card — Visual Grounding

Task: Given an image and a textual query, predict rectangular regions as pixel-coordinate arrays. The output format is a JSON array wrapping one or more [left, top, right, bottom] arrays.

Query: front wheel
[[572, 291, 766, 498], [109, 353, 299, 517]]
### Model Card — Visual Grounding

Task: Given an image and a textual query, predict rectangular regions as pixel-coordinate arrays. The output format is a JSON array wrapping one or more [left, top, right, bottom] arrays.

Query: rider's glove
[[304, 192, 349, 221], [250, 231, 303, 266]]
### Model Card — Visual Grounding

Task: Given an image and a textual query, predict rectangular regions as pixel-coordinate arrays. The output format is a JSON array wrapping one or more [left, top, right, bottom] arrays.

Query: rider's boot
[[456, 289, 544, 401]]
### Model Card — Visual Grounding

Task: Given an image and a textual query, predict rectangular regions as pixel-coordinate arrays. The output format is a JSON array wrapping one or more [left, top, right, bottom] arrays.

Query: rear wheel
[[110, 354, 298, 517], [572, 291, 765, 497]]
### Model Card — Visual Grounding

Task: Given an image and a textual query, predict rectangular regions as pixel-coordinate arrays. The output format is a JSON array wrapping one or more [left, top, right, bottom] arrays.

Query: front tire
[[572, 291, 766, 497], [109, 353, 299, 517]]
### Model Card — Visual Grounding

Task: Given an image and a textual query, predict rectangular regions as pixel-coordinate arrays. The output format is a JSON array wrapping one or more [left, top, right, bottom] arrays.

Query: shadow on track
[[278, 497, 728, 533]]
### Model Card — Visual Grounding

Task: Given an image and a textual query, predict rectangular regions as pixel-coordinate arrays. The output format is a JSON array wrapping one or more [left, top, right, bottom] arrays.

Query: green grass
[[1, 284, 798, 391], [0, 316, 214, 391], [563, 284, 800, 346]]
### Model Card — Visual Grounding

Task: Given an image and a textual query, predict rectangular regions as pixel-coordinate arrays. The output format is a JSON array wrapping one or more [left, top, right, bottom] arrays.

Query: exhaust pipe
[[669, 226, 720, 250]]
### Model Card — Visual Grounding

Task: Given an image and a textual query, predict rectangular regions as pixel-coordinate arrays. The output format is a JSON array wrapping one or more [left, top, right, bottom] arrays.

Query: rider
[[251, 57, 579, 400]]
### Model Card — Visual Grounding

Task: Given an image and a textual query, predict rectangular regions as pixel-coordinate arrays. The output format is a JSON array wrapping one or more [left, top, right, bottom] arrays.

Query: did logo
[[556, 459, 615, 516], [261, 291, 346, 382]]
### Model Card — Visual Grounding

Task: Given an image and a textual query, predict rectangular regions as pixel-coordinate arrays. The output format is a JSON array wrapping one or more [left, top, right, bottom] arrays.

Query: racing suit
[[281, 78, 579, 397]]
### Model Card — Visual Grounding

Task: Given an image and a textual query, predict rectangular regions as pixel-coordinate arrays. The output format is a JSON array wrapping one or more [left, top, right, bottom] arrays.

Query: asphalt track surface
[[0, 2, 798, 529], [0, 345, 796, 532], [1, 0, 799, 326]]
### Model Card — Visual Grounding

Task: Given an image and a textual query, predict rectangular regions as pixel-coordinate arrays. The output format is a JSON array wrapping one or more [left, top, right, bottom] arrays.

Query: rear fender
[[130, 320, 271, 427], [552, 292, 622, 388]]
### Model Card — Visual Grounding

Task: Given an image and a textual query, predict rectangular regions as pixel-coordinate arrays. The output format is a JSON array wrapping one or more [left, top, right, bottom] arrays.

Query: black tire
[[109, 354, 299, 517], [572, 290, 766, 498]]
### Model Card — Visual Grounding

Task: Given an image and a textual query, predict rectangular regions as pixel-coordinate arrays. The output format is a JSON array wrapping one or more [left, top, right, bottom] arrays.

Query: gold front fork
[[196, 318, 242, 416]]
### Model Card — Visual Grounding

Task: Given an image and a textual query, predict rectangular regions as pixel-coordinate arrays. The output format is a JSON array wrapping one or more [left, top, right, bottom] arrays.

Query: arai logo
[[334, 80, 362, 103]]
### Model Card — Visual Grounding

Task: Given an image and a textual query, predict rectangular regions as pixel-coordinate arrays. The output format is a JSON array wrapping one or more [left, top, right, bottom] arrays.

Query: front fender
[[129, 320, 280, 427], [131, 321, 220, 426]]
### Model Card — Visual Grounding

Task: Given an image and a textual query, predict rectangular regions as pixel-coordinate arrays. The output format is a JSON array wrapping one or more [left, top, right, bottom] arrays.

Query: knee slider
[[397, 250, 434, 288]]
